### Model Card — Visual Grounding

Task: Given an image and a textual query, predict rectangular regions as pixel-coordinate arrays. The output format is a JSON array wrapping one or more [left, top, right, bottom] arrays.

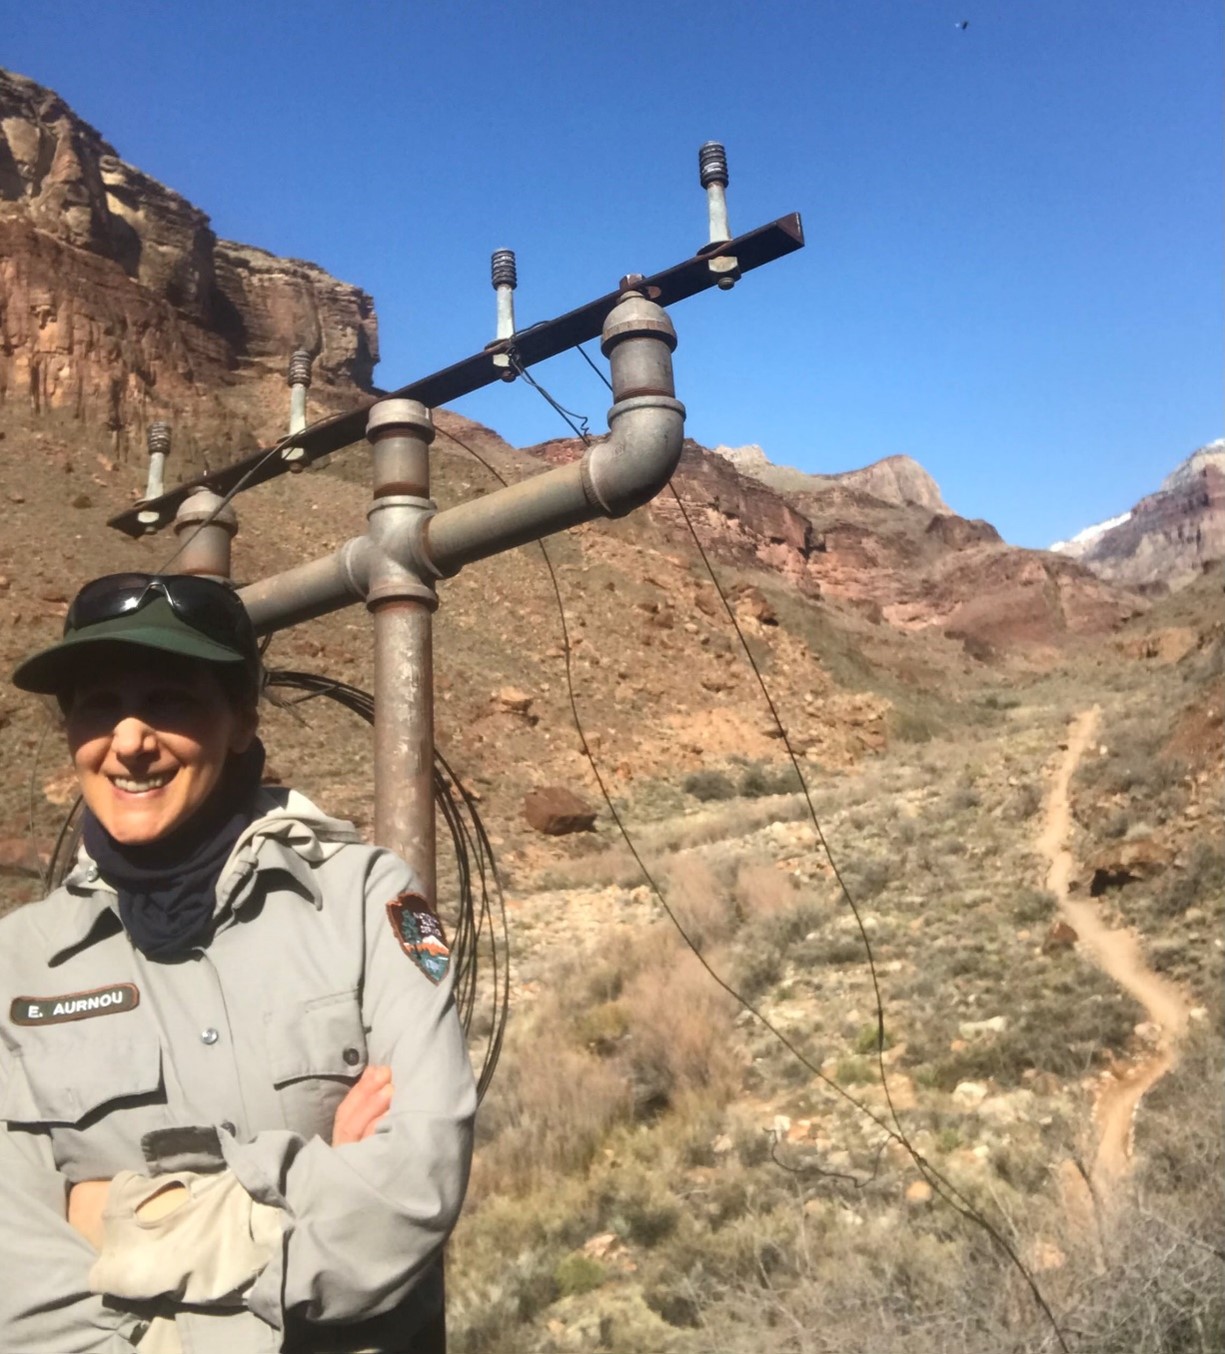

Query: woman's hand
[[331, 1064, 393, 1146], [67, 1069, 390, 1248], [67, 1179, 111, 1250]]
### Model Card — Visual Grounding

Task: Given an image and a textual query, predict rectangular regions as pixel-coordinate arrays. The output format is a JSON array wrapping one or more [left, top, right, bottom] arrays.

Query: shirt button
[[84, 865, 99, 882], [201, 1027, 220, 1046], [343, 1047, 361, 1066]]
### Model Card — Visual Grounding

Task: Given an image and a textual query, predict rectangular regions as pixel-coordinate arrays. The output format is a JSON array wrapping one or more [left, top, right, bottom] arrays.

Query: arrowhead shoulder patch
[[385, 891, 450, 984]]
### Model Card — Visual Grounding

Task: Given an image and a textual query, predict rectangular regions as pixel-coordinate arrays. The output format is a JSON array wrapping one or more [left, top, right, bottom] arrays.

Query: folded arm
[[0, 1118, 143, 1353]]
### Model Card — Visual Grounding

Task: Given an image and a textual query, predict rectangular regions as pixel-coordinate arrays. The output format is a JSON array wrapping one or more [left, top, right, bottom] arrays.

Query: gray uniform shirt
[[0, 791, 477, 1353]]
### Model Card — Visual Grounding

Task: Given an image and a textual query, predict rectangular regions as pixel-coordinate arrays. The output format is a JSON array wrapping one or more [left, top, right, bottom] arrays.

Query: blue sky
[[5, 1, 1220, 547]]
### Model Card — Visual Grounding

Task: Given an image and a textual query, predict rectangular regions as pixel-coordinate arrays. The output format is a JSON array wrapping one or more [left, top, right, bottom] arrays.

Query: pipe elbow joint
[[583, 394, 686, 517]]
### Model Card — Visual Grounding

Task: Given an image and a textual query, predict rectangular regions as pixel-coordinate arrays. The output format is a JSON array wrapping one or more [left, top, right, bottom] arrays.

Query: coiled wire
[[44, 668, 509, 1104]]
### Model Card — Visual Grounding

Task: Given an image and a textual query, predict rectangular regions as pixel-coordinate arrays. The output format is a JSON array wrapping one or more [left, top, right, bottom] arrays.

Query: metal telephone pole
[[113, 145, 802, 1349]]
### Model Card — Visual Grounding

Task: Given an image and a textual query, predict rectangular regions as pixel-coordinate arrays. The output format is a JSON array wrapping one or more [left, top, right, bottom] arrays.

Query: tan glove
[[88, 1169, 282, 1305]]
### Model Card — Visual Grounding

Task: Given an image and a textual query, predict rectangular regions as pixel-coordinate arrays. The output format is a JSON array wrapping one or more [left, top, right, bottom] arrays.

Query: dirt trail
[[1036, 706, 1190, 1192]]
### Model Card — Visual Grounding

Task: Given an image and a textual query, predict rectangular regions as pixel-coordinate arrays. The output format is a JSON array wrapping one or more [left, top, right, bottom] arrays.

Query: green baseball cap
[[12, 574, 260, 696]]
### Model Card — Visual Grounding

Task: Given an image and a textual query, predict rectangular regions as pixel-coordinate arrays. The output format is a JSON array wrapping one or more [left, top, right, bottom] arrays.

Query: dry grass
[[618, 948, 742, 1114], [452, 631, 1224, 1353], [470, 1030, 631, 1199]]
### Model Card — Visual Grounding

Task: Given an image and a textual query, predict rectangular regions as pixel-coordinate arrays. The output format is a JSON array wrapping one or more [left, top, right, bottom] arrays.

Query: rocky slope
[[1051, 440, 1225, 592], [0, 67, 375, 472], [0, 68, 1153, 901], [666, 444, 1141, 647]]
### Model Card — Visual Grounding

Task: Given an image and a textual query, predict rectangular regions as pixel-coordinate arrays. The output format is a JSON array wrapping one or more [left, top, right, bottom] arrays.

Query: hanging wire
[[506, 348, 591, 442], [444, 353, 1071, 1352], [575, 343, 614, 394]]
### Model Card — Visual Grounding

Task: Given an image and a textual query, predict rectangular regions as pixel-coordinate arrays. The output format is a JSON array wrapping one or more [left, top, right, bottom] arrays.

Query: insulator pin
[[491, 249, 517, 290], [698, 141, 729, 189], [147, 421, 171, 456], [288, 349, 314, 387]]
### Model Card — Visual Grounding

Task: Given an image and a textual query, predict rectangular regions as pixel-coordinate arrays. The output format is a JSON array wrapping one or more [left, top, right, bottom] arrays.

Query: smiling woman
[[1, 573, 475, 1354]]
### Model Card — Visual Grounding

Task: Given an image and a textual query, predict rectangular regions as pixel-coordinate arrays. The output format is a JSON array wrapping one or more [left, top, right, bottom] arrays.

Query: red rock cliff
[[0, 67, 377, 472]]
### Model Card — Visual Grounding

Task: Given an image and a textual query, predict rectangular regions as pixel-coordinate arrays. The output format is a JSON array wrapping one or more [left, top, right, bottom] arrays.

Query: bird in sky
[[956, 20, 970, 29]]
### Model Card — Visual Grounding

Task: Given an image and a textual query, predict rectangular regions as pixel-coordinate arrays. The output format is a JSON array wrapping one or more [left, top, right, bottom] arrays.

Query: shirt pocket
[[2, 1017, 164, 1178], [264, 989, 368, 1143]]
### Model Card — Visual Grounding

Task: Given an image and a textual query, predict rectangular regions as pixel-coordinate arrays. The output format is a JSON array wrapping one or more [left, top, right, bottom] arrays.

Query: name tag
[[10, 983, 140, 1026]]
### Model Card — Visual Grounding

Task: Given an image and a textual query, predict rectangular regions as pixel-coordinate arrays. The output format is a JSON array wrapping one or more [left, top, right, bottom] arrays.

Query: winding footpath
[[1036, 707, 1191, 1194]]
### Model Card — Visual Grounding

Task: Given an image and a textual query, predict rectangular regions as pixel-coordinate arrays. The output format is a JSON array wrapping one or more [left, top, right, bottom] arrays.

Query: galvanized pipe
[[372, 598, 436, 900], [423, 460, 592, 575], [171, 490, 237, 580], [239, 536, 371, 635], [422, 290, 684, 573], [233, 290, 684, 627], [366, 399, 438, 901]]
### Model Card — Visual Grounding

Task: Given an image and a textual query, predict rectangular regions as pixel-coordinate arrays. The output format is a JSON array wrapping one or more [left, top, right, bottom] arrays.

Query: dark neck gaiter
[[82, 740, 267, 959]]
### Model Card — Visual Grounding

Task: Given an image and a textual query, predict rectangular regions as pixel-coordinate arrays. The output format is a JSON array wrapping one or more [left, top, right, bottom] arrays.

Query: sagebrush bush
[[473, 1035, 631, 1195], [664, 856, 740, 949], [683, 769, 737, 801], [617, 948, 741, 1115]]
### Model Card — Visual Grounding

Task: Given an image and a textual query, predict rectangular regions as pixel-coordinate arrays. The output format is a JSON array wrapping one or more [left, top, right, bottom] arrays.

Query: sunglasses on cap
[[66, 573, 255, 650]]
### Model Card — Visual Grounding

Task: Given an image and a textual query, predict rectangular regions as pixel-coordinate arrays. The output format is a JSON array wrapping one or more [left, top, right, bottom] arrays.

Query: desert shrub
[[923, 975, 1140, 1089], [835, 1055, 873, 1085], [738, 762, 803, 798], [948, 783, 982, 812], [644, 1283, 701, 1329], [598, 1163, 682, 1247], [853, 1021, 891, 1055], [572, 1001, 630, 1055], [793, 930, 867, 967], [683, 769, 737, 801], [552, 1252, 605, 1298], [1011, 886, 1056, 924], [733, 860, 800, 918], [1100, 806, 1136, 839], [1154, 839, 1225, 917], [451, 1246, 560, 1352], [734, 899, 827, 996], [663, 856, 740, 949], [887, 708, 939, 743], [979, 691, 1022, 711], [474, 1037, 631, 1193], [843, 854, 892, 900], [617, 948, 741, 1115], [1002, 781, 1042, 822]]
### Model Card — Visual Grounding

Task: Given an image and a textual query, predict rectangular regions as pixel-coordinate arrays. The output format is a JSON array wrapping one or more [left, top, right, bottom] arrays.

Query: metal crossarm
[[107, 213, 803, 538]]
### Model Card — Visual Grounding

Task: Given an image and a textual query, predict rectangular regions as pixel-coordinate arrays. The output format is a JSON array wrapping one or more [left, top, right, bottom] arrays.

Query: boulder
[[494, 687, 534, 716], [1087, 837, 1173, 895], [1043, 920, 1078, 953], [523, 787, 597, 836]]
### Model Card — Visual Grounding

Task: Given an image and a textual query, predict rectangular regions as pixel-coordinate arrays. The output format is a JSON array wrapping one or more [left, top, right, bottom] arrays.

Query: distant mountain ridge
[[1051, 441, 1225, 591], [712, 444, 950, 513]]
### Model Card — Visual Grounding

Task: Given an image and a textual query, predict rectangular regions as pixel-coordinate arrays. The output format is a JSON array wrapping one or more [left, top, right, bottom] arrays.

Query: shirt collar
[[46, 888, 123, 965], [47, 835, 324, 964]]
